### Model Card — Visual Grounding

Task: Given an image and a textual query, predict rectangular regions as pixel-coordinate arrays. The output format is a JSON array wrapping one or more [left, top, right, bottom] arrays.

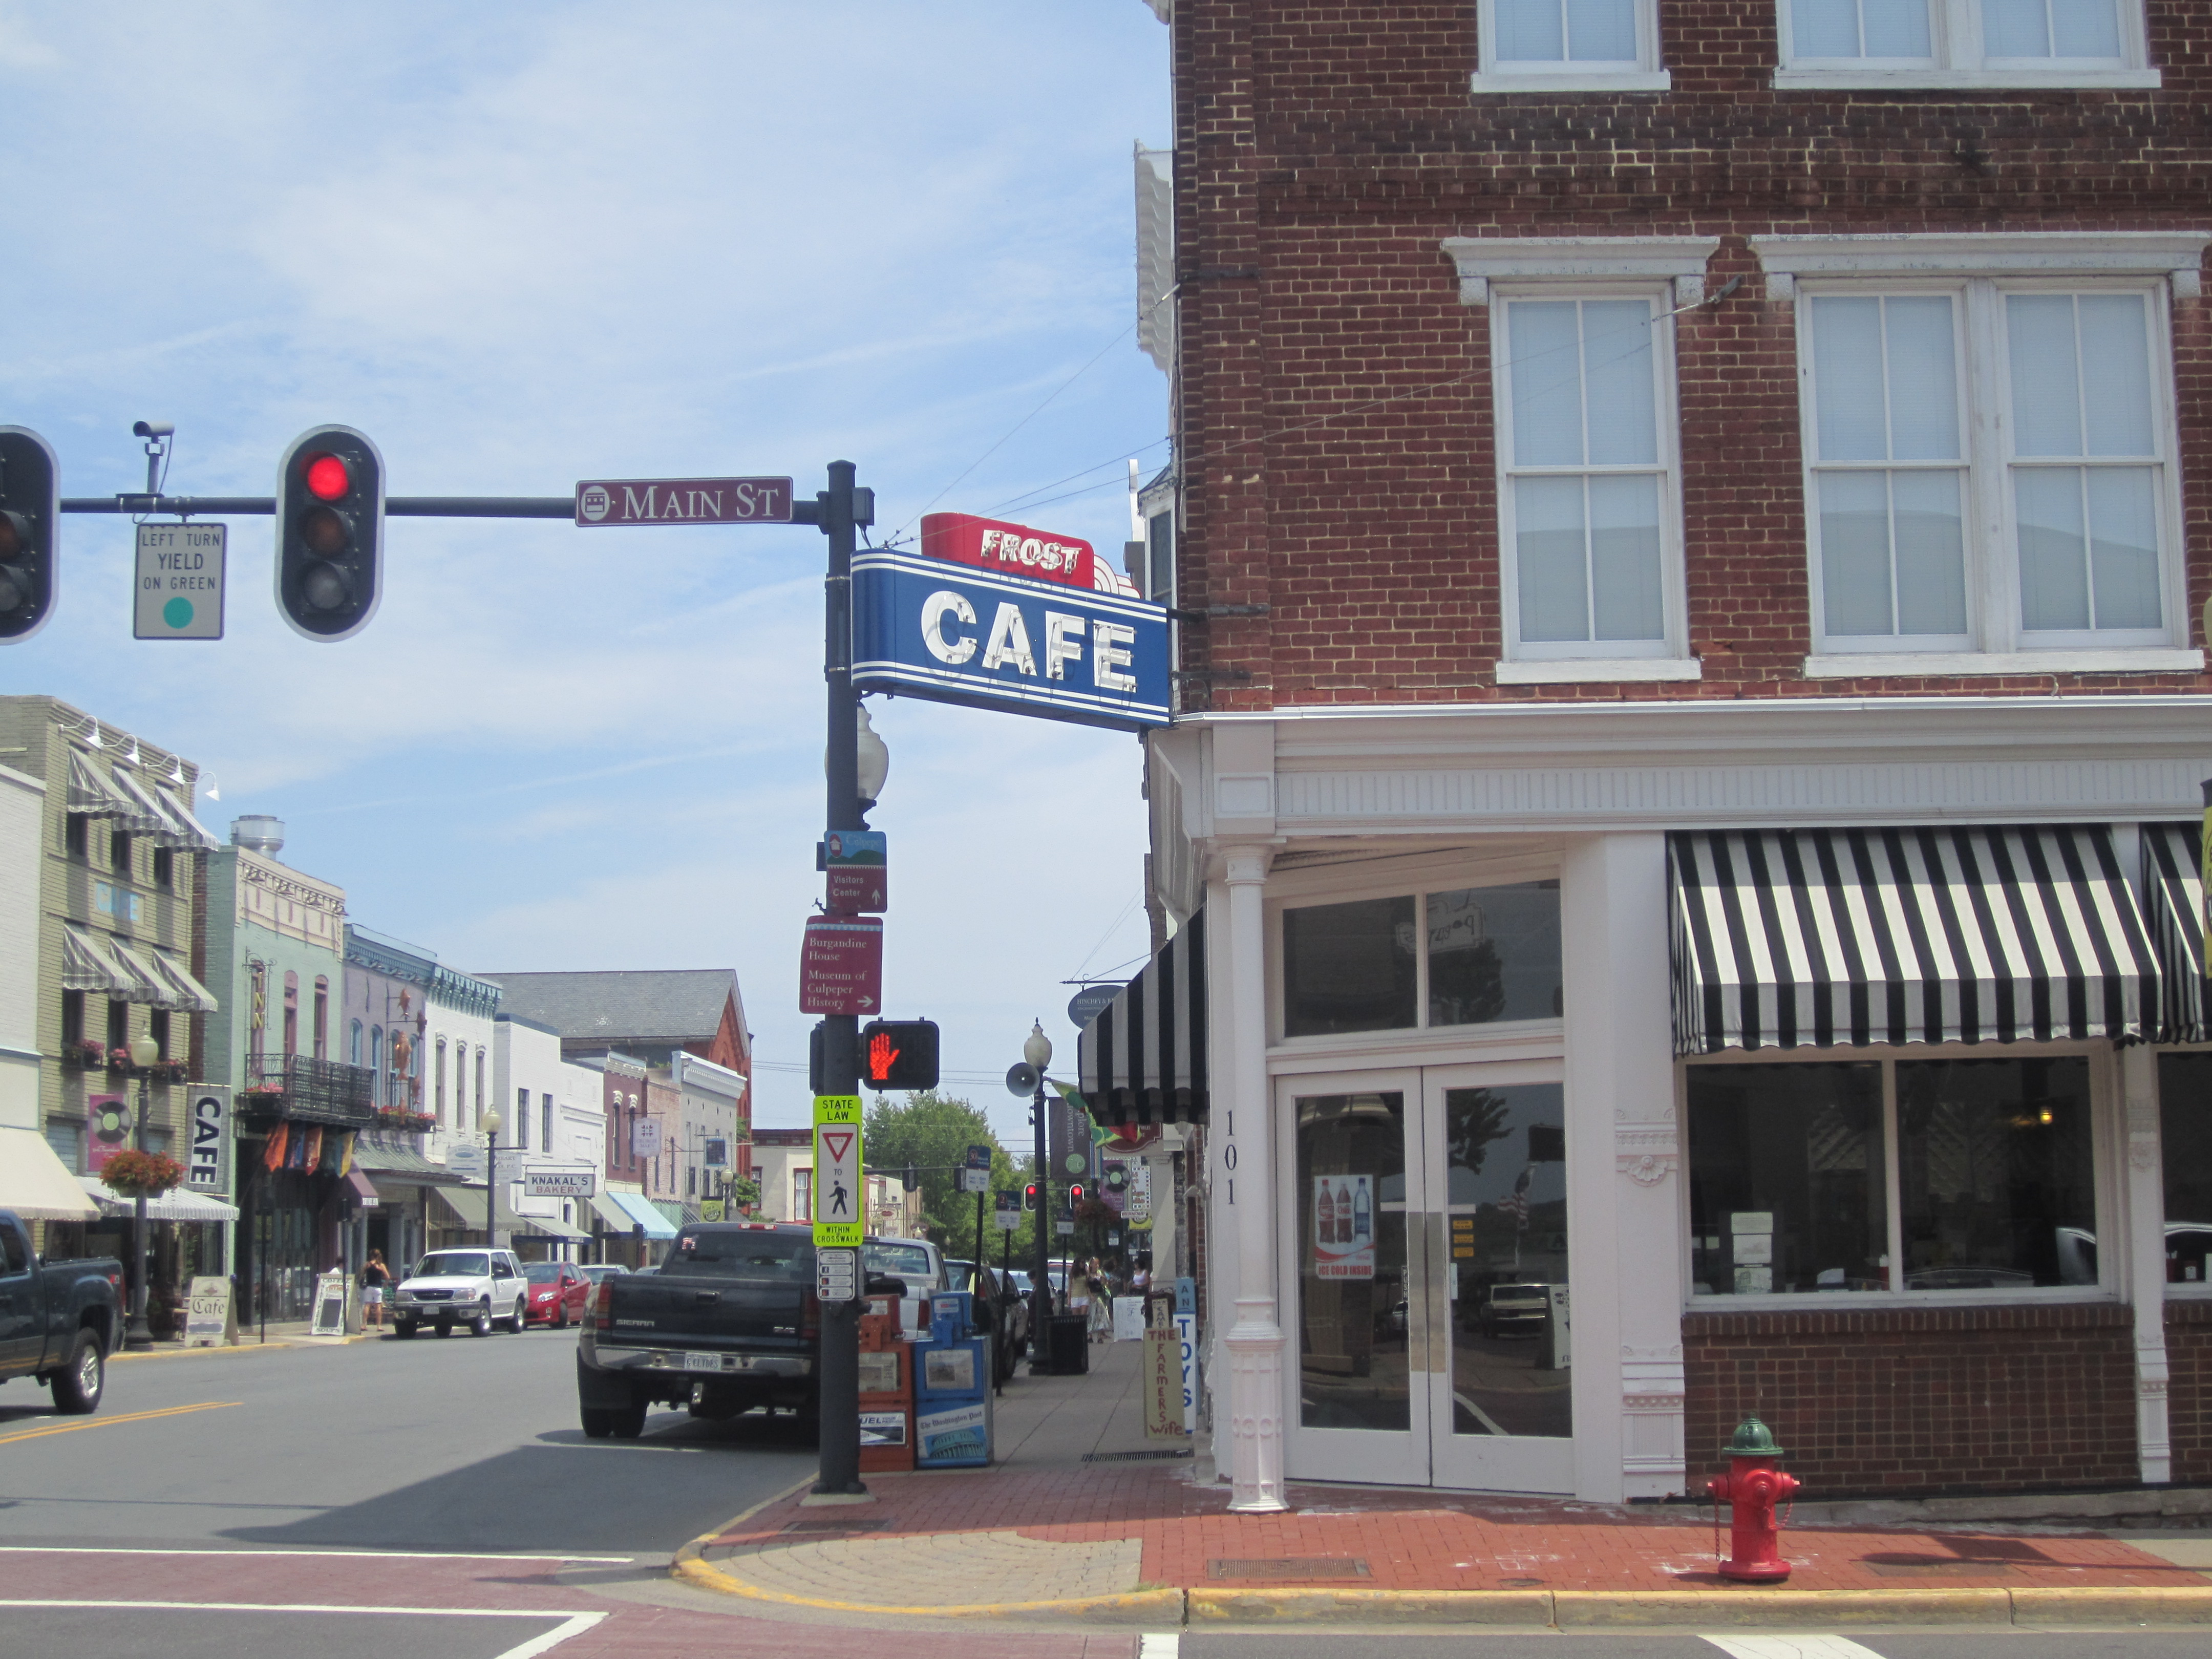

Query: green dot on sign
[[162, 597, 194, 629]]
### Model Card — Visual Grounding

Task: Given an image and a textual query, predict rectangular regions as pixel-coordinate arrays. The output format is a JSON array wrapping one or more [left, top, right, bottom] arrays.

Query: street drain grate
[[780, 1517, 892, 1534], [1208, 1558, 1372, 1580], [1081, 1449, 1195, 1462]]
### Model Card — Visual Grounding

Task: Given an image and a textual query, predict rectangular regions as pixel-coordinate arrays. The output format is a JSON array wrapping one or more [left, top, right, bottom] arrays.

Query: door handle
[[1419, 1213, 1448, 1374]]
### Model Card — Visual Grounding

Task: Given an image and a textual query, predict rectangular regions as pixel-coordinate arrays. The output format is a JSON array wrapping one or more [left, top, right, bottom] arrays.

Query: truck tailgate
[[602, 1273, 810, 1356]]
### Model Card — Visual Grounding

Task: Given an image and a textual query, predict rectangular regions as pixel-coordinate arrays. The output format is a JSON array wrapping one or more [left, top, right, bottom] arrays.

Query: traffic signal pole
[[814, 459, 866, 1498]]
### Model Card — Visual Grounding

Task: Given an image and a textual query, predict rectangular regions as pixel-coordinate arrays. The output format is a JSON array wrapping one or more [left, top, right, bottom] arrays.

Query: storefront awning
[[1669, 826, 2159, 1055], [66, 749, 139, 821], [141, 948, 220, 1014], [431, 1187, 588, 1240], [2144, 821, 2204, 1045], [586, 1192, 636, 1234], [0, 1126, 101, 1220], [76, 1175, 239, 1222], [107, 765, 204, 848], [1078, 907, 1207, 1124], [61, 923, 138, 997], [345, 1169, 381, 1206], [607, 1188, 679, 1240], [103, 939, 178, 1007]]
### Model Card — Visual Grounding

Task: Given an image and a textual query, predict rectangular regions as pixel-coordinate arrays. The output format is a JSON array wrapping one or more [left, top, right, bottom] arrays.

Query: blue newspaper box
[[913, 1333, 991, 1467]]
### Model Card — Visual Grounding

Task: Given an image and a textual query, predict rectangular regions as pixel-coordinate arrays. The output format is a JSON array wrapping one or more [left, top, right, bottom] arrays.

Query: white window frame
[[1447, 238, 1716, 679], [1472, 0, 1671, 93], [1755, 232, 2208, 677], [1774, 0, 2160, 90]]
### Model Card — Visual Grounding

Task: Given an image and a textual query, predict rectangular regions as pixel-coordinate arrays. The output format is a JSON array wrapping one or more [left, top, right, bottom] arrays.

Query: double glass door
[[1284, 1064, 1572, 1492]]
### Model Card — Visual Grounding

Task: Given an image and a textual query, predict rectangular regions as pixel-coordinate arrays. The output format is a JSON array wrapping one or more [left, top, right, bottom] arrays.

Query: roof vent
[[231, 815, 285, 854]]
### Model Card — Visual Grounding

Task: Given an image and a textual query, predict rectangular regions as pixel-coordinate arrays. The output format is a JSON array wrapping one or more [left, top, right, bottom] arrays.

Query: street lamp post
[[1024, 1022, 1052, 1340], [123, 1033, 160, 1351], [482, 1109, 503, 1251]]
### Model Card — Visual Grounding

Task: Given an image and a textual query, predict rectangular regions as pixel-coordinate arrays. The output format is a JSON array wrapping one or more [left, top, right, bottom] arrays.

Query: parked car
[[391, 1248, 529, 1338], [581, 1264, 631, 1287], [1474, 1282, 1550, 1339], [0, 1210, 121, 1415], [947, 1258, 1028, 1384], [522, 1262, 592, 1328], [576, 1224, 947, 1439]]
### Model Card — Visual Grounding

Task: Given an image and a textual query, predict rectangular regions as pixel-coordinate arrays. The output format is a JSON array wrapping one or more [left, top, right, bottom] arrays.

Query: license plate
[[683, 1352, 725, 1374]]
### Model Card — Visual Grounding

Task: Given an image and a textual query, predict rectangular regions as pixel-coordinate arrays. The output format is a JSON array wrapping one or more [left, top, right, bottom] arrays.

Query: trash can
[[1046, 1312, 1089, 1376]]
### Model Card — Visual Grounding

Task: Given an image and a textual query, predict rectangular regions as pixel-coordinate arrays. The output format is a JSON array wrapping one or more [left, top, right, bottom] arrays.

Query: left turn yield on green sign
[[134, 522, 225, 640]]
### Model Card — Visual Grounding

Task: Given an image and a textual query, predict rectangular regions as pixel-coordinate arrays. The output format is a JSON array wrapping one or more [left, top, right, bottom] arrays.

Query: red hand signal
[[867, 1030, 900, 1081]]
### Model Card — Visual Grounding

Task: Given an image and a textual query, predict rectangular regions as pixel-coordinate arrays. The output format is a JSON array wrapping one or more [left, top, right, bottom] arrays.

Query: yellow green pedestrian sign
[[812, 1095, 863, 1247]]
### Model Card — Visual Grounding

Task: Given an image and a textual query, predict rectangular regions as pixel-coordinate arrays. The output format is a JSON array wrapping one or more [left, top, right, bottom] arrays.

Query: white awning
[[102, 938, 174, 1006], [76, 1175, 239, 1223], [61, 924, 137, 997], [0, 1127, 101, 1220], [432, 1187, 588, 1241], [142, 948, 220, 1015], [95, 762, 168, 837], [66, 749, 137, 820]]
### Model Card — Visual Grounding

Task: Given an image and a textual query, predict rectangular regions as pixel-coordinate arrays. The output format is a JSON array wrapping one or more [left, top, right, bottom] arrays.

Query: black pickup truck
[[0, 1210, 122, 1415], [575, 1222, 945, 1438]]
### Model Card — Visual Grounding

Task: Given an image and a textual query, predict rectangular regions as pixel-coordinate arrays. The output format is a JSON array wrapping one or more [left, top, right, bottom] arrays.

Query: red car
[[522, 1262, 591, 1328]]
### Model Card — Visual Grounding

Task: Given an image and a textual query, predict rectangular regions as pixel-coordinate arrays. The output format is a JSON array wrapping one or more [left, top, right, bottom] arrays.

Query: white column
[[1220, 844, 1285, 1512], [1561, 833, 1685, 1503], [2123, 1045, 2172, 1483]]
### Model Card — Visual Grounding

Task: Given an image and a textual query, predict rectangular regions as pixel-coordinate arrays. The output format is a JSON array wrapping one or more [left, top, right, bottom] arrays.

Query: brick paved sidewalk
[[696, 1461, 2202, 1606]]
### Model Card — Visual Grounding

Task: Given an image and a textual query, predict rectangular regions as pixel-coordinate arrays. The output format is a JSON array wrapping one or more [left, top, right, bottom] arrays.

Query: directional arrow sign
[[800, 914, 883, 1015], [813, 1095, 863, 1249]]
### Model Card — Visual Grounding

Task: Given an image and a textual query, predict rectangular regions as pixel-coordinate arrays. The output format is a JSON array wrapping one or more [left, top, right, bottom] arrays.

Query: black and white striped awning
[[2143, 822, 2204, 1045], [1670, 826, 2158, 1055], [1077, 908, 1207, 1124]]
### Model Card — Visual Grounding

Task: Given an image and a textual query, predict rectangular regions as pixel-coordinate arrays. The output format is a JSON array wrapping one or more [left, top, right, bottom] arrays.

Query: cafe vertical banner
[[186, 1086, 232, 1195]]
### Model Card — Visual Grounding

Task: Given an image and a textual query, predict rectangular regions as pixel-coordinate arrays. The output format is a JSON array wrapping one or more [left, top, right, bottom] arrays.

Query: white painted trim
[[1804, 648, 2205, 678], [1469, 69, 1672, 95], [1496, 657, 1703, 684], [1268, 1023, 1566, 1075], [1773, 68, 2160, 90], [1753, 231, 2211, 284], [1442, 236, 1719, 307]]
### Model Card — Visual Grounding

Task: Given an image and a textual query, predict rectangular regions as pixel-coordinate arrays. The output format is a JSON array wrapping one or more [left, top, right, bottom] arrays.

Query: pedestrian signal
[[858, 1018, 939, 1091]]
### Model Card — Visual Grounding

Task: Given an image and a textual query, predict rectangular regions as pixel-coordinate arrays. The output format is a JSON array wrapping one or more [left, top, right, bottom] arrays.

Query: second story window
[[1778, 0, 2156, 88], [1474, 0, 1668, 91]]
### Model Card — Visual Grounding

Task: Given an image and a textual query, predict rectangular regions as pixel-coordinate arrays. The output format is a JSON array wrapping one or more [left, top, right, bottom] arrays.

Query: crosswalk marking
[[1703, 1638, 1891, 1659], [1140, 1634, 1179, 1659]]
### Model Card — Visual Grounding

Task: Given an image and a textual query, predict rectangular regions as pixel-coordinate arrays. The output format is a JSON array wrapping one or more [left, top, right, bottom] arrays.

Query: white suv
[[392, 1248, 528, 1339]]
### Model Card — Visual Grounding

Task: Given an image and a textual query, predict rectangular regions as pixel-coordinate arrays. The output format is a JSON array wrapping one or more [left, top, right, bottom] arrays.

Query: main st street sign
[[852, 548, 1169, 732]]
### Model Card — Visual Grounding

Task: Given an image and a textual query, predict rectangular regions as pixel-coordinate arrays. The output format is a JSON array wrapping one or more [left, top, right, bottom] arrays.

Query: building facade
[[488, 1012, 607, 1259], [343, 925, 471, 1274], [0, 697, 228, 1310], [1105, 1, 2212, 1508]]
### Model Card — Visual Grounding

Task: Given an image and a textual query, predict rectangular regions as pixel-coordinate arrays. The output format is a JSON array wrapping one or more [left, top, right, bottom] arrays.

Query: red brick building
[[1122, 0, 2212, 1508]]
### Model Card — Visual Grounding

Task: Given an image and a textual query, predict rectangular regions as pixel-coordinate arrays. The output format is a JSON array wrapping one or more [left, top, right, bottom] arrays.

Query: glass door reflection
[[1294, 1091, 1411, 1433]]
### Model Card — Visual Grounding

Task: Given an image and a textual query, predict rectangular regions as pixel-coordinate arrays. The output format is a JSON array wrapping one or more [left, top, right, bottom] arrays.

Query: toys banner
[[1312, 1174, 1376, 1281]]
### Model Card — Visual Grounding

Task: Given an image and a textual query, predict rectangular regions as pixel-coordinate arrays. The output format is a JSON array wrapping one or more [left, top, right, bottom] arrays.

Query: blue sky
[[0, 3, 1171, 1137]]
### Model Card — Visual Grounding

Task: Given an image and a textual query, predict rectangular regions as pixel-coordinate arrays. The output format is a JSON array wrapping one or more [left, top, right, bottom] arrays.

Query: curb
[[670, 1499, 2212, 1628]]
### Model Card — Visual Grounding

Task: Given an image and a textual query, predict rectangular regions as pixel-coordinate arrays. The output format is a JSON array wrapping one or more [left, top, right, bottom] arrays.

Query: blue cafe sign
[[852, 549, 1171, 731]]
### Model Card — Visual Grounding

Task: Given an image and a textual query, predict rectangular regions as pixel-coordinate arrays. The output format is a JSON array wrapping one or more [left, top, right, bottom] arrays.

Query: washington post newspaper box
[[913, 1329, 992, 1468]]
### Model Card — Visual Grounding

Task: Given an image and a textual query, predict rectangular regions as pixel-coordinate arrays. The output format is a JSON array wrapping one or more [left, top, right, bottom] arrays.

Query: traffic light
[[1023, 1183, 1039, 1211], [1069, 1182, 1086, 1205], [276, 424, 384, 640], [859, 1019, 940, 1091], [0, 427, 59, 642]]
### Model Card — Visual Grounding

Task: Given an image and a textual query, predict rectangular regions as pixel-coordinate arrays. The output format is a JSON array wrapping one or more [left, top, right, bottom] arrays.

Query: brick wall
[[1171, 1, 2212, 713], [2168, 1300, 2212, 1484], [1682, 1303, 2138, 1496]]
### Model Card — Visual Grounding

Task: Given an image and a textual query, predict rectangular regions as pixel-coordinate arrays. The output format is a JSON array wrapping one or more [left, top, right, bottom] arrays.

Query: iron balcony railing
[[243, 1054, 378, 1126]]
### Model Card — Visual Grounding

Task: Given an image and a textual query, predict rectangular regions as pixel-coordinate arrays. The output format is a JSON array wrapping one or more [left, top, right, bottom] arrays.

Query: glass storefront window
[[1687, 1063, 1885, 1294], [1428, 882, 1563, 1027], [1685, 1054, 2100, 1295], [1445, 1082, 1570, 1438], [1284, 898, 1416, 1036], [1282, 879, 1562, 1038], [2161, 1052, 2212, 1284], [1294, 1092, 1410, 1430]]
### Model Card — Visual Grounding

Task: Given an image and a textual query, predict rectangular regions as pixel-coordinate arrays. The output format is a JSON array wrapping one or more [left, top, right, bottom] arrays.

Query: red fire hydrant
[[1705, 1415, 1800, 1582]]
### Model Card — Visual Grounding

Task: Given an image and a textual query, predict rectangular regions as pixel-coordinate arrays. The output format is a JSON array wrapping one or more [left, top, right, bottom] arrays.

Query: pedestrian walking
[[1086, 1261, 1113, 1343], [361, 1250, 391, 1330]]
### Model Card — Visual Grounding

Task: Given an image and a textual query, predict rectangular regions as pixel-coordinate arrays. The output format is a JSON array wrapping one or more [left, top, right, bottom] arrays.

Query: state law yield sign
[[813, 1094, 864, 1248], [852, 549, 1169, 732]]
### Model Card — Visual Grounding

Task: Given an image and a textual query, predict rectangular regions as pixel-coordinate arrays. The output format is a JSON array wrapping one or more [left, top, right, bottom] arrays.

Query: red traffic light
[[303, 453, 351, 501], [1069, 1183, 1086, 1204], [1023, 1183, 1039, 1210]]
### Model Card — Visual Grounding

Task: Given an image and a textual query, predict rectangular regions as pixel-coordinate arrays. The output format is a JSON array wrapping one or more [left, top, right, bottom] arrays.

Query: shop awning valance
[[1077, 907, 1207, 1125], [141, 949, 220, 1015], [607, 1188, 679, 1240], [154, 783, 221, 852], [103, 939, 177, 1007], [76, 1175, 239, 1222], [0, 1126, 100, 1220], [91, 761, 167, 837], [61, 924, 138, 997], [587, 1192, 638, 1234], [2144, 821, 2204, 1045], [431, 1186, 588, 1241], [1670, 826, 2158, 1055]]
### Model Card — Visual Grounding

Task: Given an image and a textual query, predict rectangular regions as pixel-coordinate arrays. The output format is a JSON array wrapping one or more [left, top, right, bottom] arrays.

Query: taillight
[[800, 1290, 820, 1343], [590, 1280, 614, 1330]]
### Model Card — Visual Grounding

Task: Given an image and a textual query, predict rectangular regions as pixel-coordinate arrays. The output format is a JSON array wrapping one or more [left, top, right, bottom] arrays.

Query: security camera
[[132, 421, 175, 440]]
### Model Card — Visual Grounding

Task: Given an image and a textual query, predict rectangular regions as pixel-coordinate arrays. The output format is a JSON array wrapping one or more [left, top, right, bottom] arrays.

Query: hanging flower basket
[[101, 1150, 185, 1198], [65, 1038, 106, 1068], [374, 1108, 436, 1132], [149, 1059, 189, 1083], [107, 1047, 135, 1072]]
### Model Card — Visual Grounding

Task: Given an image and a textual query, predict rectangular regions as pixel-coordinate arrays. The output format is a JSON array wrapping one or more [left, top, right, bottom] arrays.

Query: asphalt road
[[0, 1323, 816, 1554]]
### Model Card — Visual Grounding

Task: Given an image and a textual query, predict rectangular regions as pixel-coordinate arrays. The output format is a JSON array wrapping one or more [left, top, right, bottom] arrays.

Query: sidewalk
[[676, 1337, 2212, 1626], [108, 1321, 359, 1361]]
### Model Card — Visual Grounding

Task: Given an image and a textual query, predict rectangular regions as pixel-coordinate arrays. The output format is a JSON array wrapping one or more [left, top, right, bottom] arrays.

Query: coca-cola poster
[[1311, 1173, 1375, 1280]]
